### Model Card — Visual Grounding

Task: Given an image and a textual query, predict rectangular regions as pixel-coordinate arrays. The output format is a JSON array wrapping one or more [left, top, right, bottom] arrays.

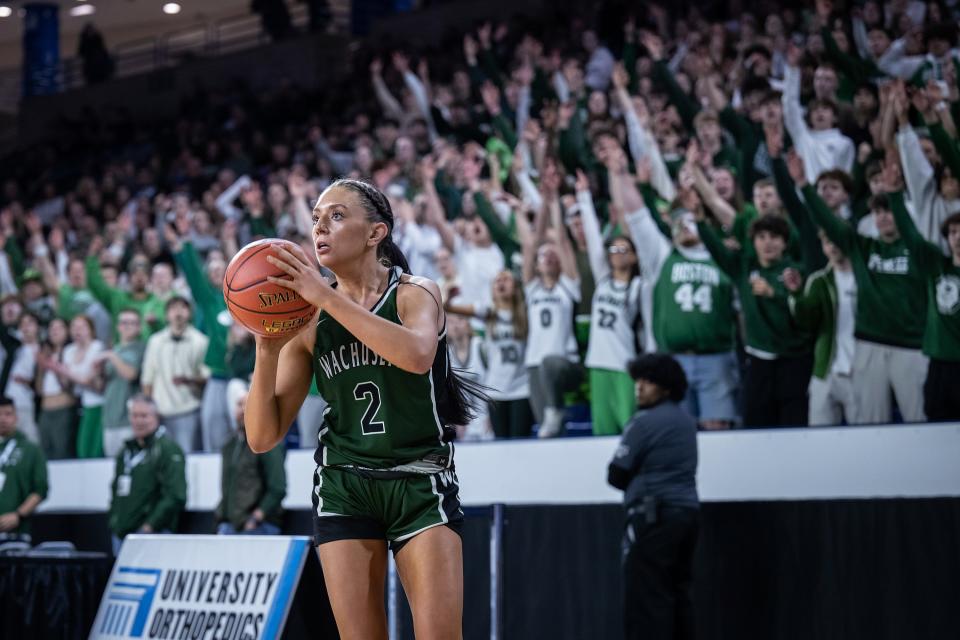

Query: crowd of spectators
[[1, 0, 959, 461]]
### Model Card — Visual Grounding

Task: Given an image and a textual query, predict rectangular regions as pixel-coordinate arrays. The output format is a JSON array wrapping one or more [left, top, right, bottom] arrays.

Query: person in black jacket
[[608, 353, 699, 640]]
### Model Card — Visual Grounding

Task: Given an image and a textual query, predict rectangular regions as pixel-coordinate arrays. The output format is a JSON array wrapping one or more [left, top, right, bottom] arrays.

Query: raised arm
[[696, 216, 740, 278], [769, 124, 828, 270], [686, 142, 737, 229], [888, 189, 940, 272], [396, 53, 438, 142], [575, 170, 609, 282], [549, 198, 579, 281], [614, 163, 672, 278], [247, 329, 314, 454], [612, 63, 676, 202], [370, 58, 405, 121], [420, 158, 457, 252], [782, 59, 814, 173], [800, 178, 856, 254], [215, 175, 251, 222]]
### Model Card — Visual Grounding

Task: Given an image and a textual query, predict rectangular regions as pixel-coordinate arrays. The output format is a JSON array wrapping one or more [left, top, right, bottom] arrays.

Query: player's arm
[[246, 328, 314, 454], [265, 244, 444, 374]]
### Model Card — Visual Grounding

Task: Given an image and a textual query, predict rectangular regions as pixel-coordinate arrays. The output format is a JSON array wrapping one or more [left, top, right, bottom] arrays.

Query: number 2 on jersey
[[674, 283, 713, 313], [353, 382, 385, 435]]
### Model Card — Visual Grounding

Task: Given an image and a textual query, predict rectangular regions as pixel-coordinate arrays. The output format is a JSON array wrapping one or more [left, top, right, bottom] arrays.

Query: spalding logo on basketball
[[223, 238, 318, 337]]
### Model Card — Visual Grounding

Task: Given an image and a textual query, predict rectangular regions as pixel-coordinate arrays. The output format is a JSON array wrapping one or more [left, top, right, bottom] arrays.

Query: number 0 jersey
[[585, 275, 643, 372], [312, 267, 454, 470], [524, 275, 581, 367]]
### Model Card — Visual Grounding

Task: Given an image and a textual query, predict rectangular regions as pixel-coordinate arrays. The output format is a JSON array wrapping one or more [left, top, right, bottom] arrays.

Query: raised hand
[[287, 173, 308, 200], [163, 224, 182, 252], [611, 62, 629, 90], [392, 51, 410, 74], [477, 22, 493, 49], [370, 58, 383, 77], [639, 31, 664, 61], [463, 36, 478, 63], [87, 234, 105, 258], [764, 120, 784, 158], [574, 169, 590, 193], [786, 150, 807, 186]]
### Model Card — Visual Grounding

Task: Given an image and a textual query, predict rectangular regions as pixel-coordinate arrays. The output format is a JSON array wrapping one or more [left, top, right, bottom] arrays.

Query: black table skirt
[[0, 553, 113, 640]]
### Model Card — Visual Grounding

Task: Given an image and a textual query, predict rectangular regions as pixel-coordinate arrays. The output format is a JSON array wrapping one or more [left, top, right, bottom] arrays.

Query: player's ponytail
[[329, 178, 487, 430], [326, 178, 411, 273], [437, 359, 489, 431]]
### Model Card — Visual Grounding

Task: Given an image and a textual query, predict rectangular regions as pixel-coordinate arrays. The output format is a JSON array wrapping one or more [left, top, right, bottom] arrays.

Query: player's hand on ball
[[265, 244, 331, 309]]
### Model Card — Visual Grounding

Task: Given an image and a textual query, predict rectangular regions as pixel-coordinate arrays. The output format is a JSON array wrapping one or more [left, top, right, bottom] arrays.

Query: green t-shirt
[[653, 249, 735, 354], [313, 267, 454, 469], [0, 432, 48, 535]]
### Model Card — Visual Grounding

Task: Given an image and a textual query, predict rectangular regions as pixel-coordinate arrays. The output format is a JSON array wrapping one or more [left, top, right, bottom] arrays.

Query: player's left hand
[[266, 244, 332, 309]]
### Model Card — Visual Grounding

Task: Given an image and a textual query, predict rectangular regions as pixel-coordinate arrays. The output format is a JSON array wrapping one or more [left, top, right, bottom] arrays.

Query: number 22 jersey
[[585, 275, 643, 372]]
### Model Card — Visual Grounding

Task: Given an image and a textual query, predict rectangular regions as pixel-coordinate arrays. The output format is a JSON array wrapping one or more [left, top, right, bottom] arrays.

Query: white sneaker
[[538, 407, 565, 438]]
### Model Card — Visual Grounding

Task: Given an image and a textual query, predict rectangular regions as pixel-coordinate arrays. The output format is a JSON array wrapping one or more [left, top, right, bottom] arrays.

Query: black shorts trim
[[313, 515, 463, 554]]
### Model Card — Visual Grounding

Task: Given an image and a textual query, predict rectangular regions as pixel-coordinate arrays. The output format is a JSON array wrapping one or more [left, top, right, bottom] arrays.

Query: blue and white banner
[[90, 535, 310, 640]]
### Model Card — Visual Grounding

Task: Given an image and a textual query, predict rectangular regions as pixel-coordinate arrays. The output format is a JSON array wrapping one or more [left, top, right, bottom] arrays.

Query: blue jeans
[[674, 352, 738, 423], [216, 521, 281, 536]]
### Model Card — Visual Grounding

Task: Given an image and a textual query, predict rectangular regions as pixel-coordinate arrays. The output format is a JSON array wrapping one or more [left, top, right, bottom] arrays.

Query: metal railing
[[6, 0, 350, 109]]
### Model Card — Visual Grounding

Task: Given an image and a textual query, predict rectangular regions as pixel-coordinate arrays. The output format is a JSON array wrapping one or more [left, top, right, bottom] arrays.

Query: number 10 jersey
[[312, 267, 454, 470]]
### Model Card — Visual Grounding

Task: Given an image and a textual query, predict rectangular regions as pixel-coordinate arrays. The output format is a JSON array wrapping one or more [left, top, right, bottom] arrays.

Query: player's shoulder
[[398, 273, 442, 300]]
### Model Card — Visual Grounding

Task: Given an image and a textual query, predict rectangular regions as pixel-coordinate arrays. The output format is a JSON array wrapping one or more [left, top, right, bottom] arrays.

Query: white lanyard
[[123, 448, 148, 476], [0, 439, 16, 468]]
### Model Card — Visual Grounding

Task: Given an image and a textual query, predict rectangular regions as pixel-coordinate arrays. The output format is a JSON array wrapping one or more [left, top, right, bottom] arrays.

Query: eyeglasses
[[607, 246, 632, 254]]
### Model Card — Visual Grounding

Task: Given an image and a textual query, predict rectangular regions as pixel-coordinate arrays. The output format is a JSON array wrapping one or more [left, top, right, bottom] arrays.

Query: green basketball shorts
[[312, 465, 464, 553]]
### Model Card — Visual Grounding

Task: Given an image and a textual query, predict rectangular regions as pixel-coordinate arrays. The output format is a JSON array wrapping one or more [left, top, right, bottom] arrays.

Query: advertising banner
[[90, 535, 310, 640]]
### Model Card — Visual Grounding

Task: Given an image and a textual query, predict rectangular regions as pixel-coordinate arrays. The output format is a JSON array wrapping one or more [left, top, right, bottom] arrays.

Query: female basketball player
[[575, 169, 642, 435], [245, 178, 478, 640]]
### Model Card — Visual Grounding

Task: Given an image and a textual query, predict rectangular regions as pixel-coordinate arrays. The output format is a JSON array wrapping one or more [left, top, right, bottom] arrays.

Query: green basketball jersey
[[312, 267, 454, 470], [653, 250, 736, 354]]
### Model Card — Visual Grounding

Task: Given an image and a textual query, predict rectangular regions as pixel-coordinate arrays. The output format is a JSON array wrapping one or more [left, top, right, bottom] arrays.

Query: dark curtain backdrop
[[22, 498, 960, 640]]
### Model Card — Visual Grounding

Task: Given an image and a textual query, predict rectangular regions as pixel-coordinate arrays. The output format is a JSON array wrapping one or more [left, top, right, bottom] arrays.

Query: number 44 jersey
[[653, 251, 735, 354], [312, 267, 454, 470]]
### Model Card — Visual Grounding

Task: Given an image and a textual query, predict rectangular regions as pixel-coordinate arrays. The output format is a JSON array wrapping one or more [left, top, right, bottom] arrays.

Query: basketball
[[223, 238, 317, 338]]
